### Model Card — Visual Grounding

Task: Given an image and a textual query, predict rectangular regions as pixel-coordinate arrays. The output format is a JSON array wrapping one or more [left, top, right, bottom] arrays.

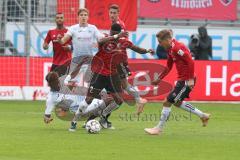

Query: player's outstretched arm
[[44, 99, 55, 124], [129, 45, 155, 55]]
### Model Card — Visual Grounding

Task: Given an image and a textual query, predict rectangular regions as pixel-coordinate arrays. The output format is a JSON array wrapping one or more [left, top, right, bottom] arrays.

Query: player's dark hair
[[109, 4, 120, 12], [78, 8, 89, 16], [46, 72, 60, 91], [111, 23, 122, 32]]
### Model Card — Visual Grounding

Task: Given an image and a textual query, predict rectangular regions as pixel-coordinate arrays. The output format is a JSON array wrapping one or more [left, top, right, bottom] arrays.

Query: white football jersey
[[45, 91, 103, 115], [66, 24, 103, 58]]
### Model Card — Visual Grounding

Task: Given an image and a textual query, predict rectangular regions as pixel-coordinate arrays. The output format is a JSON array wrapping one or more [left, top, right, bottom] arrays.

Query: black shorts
[[89, 72, 122, 93], [167, 80, 192, 104], [116, 62, 131, 79], [50, 64, 70, 77]]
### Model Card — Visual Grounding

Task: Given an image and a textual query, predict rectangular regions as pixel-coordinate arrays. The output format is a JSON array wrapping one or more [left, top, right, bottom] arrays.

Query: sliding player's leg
[[69, 72, 107, 131]]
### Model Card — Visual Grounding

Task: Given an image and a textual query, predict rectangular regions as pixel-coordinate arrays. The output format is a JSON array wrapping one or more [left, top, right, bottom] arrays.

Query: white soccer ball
[[85, 119, 101, 134]]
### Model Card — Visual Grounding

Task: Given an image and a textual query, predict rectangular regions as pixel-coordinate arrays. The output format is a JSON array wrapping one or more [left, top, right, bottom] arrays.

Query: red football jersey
[[91, 37, 133, 76], [160, 39, 195, 81], [44, 28, 72, 65]]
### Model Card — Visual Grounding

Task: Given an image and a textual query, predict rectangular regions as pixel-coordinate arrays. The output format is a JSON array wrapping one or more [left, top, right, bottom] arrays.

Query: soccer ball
[[85, 119, 101, 134]]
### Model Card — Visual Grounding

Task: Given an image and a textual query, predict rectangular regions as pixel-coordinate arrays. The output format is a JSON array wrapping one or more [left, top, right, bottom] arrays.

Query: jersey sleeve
[[45, 93, 64, 115], [45, 93, 57, 115], [44, 30, 52, 44]]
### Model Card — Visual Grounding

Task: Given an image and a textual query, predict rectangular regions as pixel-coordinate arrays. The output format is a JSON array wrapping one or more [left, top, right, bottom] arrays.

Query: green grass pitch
[[0, 101, 240, 160]]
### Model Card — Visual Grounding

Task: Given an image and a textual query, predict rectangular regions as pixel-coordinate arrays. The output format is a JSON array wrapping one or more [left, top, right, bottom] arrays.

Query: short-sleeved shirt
[[44, 28, 72, 65], [66, 24, 103, 58]]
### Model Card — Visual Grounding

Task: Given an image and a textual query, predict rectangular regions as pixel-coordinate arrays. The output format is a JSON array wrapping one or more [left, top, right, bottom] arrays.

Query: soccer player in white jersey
[[44, 72, 118, 127], [56, 8, 103, 84], [57, 8, 102, 58]]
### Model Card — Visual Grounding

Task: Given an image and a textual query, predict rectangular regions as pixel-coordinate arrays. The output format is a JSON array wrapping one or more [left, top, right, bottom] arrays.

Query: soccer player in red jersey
[[109, 4, 126, 31], [145, 29, 210, 135], [43, 13, 72, 76], [69, 23, 154, 131]]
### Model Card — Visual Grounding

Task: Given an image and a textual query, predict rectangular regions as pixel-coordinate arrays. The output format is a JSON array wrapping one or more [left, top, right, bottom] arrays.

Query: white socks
[[156, 107, 171, 129], [179, 101, 204, 118], [82, 100, 106, 115]]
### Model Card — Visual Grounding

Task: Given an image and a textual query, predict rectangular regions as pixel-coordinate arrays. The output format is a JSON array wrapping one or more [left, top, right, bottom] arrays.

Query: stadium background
[[0, 0, 239, 101]]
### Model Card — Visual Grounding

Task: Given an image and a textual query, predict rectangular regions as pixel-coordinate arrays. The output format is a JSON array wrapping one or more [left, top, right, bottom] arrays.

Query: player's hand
[[43, 43, 49, 50], [118, 31, 129, 38], [44, 115, 53, 124], [186, 79, 195, 89], [147, 49, 155, 55], [151, 78, 161, 86]]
